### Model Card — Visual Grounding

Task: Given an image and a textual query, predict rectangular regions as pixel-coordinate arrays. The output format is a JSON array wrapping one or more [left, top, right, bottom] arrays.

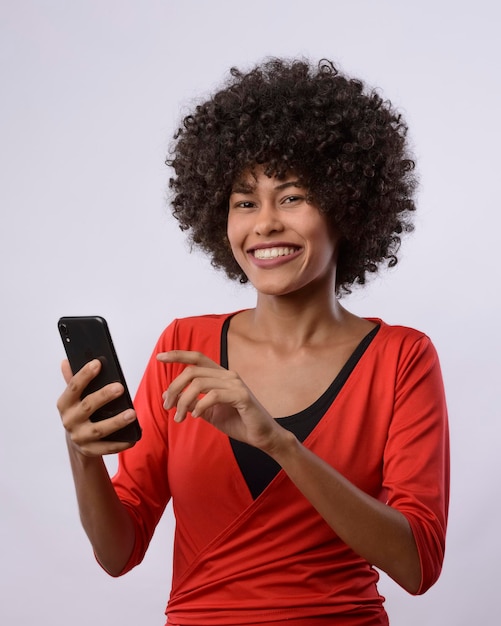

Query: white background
[[1, 1, 499, 624]]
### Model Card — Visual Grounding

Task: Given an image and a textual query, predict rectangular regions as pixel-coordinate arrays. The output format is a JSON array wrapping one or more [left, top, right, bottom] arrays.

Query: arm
[[158, 350, 424, 593], [266, 430, 421, 593], [57, 359, 138, 576]]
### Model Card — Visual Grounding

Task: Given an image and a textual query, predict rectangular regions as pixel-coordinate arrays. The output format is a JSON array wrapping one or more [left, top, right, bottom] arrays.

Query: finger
[[66, 358, 101, 396], [61, 359, 73, 384], [77, 440, 133, 457], [156, 350, 220, 369], [79, 381, 125, 416], [168, 378, 223, 421], [192, 387, 246, 418], [169, 375, 240, 422], [163, 367, 234, 410], [57, 359, 102, 413], [68, 429, 135, 457], [69, 408, 137, 448], [59, 380, 125, 430]]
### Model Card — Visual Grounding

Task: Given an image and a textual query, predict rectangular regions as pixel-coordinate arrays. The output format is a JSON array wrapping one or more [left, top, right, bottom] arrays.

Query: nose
[[253, 203, 284, 236]]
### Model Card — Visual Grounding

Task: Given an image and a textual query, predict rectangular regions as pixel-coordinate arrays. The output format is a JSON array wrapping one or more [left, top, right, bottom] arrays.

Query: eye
[[234, 200, 256, 210], [282, 194, 304, 205]]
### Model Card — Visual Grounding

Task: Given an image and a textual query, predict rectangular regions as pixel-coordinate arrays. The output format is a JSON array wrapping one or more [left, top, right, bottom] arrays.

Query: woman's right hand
[[57, 359, 137, 457]]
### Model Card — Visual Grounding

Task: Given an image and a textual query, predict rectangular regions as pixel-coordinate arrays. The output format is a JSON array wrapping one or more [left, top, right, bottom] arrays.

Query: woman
[[57, 58, 449, 625]]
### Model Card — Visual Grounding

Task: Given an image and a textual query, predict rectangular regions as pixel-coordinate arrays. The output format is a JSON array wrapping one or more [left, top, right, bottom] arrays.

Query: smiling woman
[[57, 57, 449, 626], [227, 167, 338, 297], [168, 58, 417, 296]]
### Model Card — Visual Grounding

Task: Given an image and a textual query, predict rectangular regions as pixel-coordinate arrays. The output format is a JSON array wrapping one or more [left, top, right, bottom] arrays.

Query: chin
[[252, 280, 302, 298]]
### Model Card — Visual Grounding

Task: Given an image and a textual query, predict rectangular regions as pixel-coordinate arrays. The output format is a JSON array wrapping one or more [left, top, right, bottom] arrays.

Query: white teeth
[[253, 247, 297, 260]]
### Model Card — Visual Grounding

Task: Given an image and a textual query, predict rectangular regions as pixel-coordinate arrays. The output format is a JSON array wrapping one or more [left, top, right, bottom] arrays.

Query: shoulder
[[155, 311, 241, 352], [371, 318, 432, 347], [370, 319, 443, 378]]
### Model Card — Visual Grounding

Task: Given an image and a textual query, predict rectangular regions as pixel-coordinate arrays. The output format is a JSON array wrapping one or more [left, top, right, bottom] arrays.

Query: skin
[[57, 359, 137, 575], [57, 167, 421, 592]]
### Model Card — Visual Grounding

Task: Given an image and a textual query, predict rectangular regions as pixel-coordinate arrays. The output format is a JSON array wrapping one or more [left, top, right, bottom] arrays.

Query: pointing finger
[[156, 350, 219, 369]]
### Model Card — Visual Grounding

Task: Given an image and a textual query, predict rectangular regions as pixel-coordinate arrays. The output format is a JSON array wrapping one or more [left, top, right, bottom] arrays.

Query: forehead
[[231, 165, 304, 192]]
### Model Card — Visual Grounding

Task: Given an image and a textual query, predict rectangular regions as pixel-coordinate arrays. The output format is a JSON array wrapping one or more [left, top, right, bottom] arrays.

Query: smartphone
[[58, 316, 141, 443]]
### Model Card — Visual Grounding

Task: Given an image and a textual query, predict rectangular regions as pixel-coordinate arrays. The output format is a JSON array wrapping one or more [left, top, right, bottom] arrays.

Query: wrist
[[262, 426, 299, 463], [65, 430, 102, 466]]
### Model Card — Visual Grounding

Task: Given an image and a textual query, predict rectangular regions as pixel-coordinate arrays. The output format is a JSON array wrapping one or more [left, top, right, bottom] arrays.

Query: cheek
[[226, 221, 236, 251], [226, 213, 248, 247], [226, 220, 243, 262], [309, 227, 339, 267]]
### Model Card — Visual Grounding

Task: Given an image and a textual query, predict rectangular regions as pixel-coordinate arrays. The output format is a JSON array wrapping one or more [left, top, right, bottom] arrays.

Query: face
[[227, 166, 339, 298]]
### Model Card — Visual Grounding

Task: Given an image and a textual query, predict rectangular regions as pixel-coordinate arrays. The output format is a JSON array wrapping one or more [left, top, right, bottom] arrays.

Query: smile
[[252, 247, 299, 260]]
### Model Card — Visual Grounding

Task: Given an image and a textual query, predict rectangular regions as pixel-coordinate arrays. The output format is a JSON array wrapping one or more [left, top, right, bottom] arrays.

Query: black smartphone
[[58, 316, 141, 443]]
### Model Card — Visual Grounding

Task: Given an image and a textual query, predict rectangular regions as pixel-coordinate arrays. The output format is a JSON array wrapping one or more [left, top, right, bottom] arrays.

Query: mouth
[[250, 246, 301, 260]]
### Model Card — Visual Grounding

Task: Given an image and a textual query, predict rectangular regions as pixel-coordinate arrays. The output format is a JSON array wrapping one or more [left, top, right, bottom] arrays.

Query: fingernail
[[124, 410, 135, 422], [163, 399, 172, 411]]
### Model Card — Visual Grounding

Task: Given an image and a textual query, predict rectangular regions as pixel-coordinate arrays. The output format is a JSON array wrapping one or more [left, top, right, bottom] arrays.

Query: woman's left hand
[[156, 350, 283, 453]]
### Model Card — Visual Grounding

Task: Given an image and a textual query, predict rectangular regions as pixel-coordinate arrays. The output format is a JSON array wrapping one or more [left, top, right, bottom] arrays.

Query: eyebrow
[[274, 180, 303, 191], [230, 179, 304, 194], [230, 181, 255, 194]]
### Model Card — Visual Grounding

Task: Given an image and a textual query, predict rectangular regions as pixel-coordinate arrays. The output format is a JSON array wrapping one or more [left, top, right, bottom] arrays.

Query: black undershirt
[[220, 318, 380, 499]]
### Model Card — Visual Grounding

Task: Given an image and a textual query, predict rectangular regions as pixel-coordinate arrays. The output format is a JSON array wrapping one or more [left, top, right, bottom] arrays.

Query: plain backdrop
[[1, 1, 499, 624]]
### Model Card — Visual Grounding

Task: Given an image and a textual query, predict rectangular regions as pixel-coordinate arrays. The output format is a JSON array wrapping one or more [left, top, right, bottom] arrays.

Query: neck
[[250, 288, 348, 349]]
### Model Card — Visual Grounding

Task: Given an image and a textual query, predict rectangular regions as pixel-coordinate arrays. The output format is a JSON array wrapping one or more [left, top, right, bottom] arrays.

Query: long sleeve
[[381, 334, 449, 593]]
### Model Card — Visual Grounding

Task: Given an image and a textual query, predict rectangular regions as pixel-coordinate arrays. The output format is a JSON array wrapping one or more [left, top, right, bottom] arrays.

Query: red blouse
[[112, 313, 449, 625]]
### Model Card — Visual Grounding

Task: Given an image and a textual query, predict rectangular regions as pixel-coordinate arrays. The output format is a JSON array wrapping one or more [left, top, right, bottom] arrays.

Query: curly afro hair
[[167, 58, 417, 295]]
